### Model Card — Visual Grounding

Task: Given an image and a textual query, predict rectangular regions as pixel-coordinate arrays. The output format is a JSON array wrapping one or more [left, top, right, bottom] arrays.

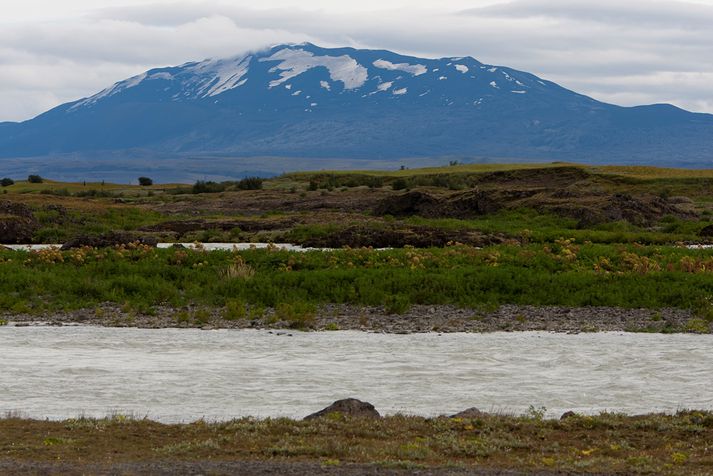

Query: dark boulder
[[0, 201, 39, 244], [560, 411, 578, 420], [0, 216, 38, 244], [700, 224, 713, 237], [304, 398, 381, 420], [450, 407, 484, 418], [0, 201, 34, 218], [61, 232, 158, 250], [374, 191, 439, 217]]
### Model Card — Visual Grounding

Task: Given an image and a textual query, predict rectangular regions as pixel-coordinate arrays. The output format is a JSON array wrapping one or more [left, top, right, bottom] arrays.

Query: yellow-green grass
[[284, 162, 713, 181], [0, 411, 712, 474], [284, 162, 576, 179], [589, 165, 713, 180], [1, 179, 183, 195]]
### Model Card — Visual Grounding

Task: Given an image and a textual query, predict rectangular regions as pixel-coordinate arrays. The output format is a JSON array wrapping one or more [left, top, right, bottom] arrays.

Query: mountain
[[1, 42, 712, 181]]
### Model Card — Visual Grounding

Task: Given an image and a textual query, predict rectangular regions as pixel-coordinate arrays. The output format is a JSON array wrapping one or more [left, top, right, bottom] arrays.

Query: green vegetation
[[191, 177, 265, 194], [1, 178, 14, 187], [1, 243, 712, 319], [138, 177, 153, 186], [2, 411, 713, 474], [1, 162, 712, 321]]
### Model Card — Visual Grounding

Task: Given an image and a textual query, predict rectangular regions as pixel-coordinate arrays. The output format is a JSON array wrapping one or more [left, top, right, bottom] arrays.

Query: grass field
[[1, 244, 713, 323], [284, 162, 713, 180], [1, 411, 712, 474]]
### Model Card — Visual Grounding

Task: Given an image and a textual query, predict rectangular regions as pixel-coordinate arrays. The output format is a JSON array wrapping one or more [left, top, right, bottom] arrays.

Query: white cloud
[[1, 0, 713, 121]]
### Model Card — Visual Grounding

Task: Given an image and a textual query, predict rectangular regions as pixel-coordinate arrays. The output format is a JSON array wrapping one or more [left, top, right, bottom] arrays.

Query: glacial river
[[1, 327, 711, 422]]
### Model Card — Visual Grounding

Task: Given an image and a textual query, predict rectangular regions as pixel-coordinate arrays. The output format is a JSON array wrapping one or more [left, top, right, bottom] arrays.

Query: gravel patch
[[3, 304, 705, 334]]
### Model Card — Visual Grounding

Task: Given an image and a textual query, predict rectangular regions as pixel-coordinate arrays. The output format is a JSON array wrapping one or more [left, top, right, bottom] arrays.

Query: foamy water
[[3, 243, 317, 252], [1, 327, 711, 422]]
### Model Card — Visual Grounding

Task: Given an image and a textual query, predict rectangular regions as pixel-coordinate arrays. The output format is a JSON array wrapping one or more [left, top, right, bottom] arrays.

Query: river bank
[[1, 410, 711, 475], [3, 303, 706, 333]]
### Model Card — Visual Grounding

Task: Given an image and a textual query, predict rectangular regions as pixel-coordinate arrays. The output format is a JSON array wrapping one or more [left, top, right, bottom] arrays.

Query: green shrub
[[192, 181, 227, 194], [392, 178, 409, 191], [275, 302, 317, 329], [27, 174, 43, 183], [224, 299, 247, 320], [1, 178, 14, 187], [237, 177, 264, 190], [385, 294, 411, 315]]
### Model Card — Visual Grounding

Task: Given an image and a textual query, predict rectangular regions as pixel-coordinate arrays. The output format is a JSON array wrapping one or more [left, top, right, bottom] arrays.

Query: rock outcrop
[[304, 399, 381, 420], [0, 201, 39, 244]]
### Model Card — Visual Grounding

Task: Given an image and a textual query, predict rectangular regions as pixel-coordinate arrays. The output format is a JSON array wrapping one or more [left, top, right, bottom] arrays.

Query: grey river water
[[1, 327, 711, 422]]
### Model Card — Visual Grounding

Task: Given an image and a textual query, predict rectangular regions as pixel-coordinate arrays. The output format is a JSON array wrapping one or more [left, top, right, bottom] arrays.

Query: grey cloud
[[465, 0, 713, 29]]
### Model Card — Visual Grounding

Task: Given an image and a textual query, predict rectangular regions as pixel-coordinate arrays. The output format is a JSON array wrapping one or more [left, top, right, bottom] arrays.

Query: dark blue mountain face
[[1, 42, 712, 179]]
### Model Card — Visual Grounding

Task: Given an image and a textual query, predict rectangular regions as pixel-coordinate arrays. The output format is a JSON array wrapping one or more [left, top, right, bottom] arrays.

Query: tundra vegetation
[[0, 411, 712, 474], [0, 162, 712, 329]]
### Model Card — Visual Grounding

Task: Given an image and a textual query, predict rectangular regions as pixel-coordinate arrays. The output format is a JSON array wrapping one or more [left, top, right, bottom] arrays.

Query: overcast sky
[[3, 0, 713, 122]]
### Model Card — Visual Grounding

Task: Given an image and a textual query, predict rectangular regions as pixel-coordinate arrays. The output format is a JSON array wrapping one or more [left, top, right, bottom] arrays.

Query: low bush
[[237, 177, 264, 190]]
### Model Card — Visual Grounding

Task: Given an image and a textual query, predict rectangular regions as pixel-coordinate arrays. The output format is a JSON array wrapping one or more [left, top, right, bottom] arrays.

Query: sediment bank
[[3, 304, 706, 334]]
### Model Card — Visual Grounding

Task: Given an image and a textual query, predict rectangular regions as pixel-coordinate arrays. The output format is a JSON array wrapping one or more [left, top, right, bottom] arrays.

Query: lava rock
[[0, 201, 39, 243], [699, 224, 713, 237], [304, 398, 381, 420], [450, 407, 484, 418]]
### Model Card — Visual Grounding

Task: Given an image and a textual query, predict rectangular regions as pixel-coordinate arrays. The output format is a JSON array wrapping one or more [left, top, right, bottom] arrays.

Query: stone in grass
[[450, 407, 484, 418], [304, 398, 381, 420], [560, 411, 578, 420]]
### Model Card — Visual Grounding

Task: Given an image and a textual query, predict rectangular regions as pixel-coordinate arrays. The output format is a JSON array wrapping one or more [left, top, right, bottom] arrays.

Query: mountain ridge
[[1, 42, 712, 181]]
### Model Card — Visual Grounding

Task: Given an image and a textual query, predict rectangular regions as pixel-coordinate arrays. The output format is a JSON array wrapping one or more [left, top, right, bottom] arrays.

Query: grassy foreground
[[1, 412, 712, 474]]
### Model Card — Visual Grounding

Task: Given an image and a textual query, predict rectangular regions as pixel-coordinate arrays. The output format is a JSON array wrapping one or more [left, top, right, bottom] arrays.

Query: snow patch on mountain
[[373, 59, 427, 76], [148, 72, 173, 81], [72, 72, 147, 109], [455, 65, 469, 74], [393, 88, 408, 95], [261, 48, 368, 89], [189, 55, 252, 97]]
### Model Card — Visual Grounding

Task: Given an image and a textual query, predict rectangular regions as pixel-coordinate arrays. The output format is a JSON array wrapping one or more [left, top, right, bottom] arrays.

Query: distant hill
[[1, 43, 712, 182]]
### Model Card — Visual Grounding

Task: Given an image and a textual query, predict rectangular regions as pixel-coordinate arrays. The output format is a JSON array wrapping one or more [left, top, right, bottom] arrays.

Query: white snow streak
[[262, 48, 368, 89], [373, 59, 427, 76]]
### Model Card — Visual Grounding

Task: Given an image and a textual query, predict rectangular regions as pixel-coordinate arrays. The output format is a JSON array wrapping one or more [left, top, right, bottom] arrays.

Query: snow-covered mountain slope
[[2, 42, 712, 173]]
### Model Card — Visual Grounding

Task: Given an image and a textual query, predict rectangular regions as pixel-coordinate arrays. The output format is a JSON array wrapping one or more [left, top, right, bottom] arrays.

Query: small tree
[[1, 178, 14, 187], [138, 177, 153, 186], [27, 174, 43, 183]]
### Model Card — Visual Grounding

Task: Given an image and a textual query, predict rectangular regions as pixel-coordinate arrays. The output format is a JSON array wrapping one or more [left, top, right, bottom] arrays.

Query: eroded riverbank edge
[[3, 304, 710, 333]]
